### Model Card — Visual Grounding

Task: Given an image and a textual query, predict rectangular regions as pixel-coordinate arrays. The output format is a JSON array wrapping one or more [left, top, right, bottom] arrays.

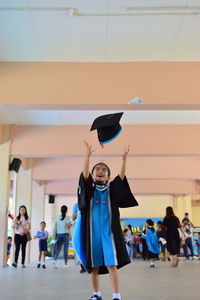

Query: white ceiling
[[1, 0, 200, 62], [2, 109, 200, 125]]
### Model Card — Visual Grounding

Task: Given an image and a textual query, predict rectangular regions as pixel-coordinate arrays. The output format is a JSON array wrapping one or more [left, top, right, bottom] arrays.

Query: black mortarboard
[[90, 112, 123, 145]]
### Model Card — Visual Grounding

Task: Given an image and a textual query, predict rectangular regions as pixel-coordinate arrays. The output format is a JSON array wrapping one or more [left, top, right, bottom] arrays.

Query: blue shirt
[[35, 230, 48, 240], [7, 243, 12, 255]]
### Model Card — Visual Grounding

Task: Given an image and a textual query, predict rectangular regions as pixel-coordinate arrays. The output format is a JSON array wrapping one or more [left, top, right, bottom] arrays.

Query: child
[[73, 141, 138, 300], [34, 221, 48, 269], [7, 236, 12, 265], [197, 232, 200, 259], [157, 221, 170, 261], [143, 219, 159, 267]]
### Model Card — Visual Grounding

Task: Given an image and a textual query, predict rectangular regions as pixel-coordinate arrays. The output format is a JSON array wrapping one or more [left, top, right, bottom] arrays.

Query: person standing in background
[[7, 237, 12, 266], [196, 232, 200, 260], [143, 219, 159, 268], [157, 221, 170, 262], [12, 205, 31, 268], [182, 217, 194, 260], [163, 207, 181, 267], [53, 205, 71, 268], [34, 221, 48, 269]]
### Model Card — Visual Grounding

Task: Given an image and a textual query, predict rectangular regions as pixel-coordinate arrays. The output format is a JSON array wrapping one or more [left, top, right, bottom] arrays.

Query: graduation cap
[[90, 112, 123, 145]]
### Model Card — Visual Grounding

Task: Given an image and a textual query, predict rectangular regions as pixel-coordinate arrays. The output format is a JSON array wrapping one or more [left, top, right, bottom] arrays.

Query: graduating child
[[143, 219, 159, 268], [34, 221, 48, 269], [73, 141, 138, 300]]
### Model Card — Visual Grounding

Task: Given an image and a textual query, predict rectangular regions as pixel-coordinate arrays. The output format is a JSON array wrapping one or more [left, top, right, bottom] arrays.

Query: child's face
[[146, 223, 149, 227], [7, 238, 12, 244], [40, 223, 46, 230], [92, 164, 110, 185]]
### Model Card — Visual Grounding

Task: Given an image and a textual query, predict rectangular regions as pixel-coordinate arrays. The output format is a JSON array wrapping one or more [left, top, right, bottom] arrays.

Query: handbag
[[26, 231, 32, 241]]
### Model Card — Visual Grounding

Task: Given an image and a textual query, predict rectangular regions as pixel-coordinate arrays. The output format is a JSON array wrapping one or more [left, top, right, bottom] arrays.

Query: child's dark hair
[[91, 163, 111, 177], [61, 205, 68, 221], [40, 221, 46, 225], [157, 221, 162, 225], [146, 219, 154, 226], [7, 236, 12, 240], [127, 224, 132, 231], [182, 217, 189, 222], [124, 229, 128, 233]]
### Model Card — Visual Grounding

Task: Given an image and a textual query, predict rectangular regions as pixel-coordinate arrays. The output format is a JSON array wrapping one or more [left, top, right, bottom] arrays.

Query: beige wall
[[120, 195, 173, 219], [192, 207, 200, 227]]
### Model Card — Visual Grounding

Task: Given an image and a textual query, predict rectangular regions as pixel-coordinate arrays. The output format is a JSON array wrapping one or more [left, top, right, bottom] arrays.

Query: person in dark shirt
[[157, 221, 170, 261], [163, 207, 181, 267]]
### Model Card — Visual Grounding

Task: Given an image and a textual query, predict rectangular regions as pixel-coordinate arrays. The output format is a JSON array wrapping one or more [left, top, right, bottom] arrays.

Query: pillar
[[44, 194, 56, 234], [30, 180, 45, 261], [0, 125, 11, 267], [15, 158, 32, 263], [173, 194, 192, 222]]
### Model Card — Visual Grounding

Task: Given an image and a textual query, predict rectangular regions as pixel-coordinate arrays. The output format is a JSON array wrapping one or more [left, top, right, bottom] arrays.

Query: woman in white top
[[12, 205, 31, 268], [53, 205, 71, 268]]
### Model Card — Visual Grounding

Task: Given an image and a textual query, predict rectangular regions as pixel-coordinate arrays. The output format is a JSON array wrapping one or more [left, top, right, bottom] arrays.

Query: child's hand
[[84, 140, 95, 157], [121, 145, 130, 160]]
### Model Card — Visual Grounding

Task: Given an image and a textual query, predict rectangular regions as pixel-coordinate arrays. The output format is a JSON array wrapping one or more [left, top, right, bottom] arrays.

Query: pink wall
[[1, 62, 200, 104], [9, 124, 200, 194], [10, 124, 200, 156], [32, 156, 200, 180], [45, 179, 195, 195]]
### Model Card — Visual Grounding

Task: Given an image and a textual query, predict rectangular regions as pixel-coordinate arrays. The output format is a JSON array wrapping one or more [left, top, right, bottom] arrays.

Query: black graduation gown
[[77, 173, 138, 275]]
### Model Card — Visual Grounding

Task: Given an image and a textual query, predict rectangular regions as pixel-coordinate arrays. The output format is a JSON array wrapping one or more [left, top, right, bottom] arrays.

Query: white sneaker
[[53, 261, 58, 269], [150, 263, 155, 268], [64, 264, 68, 268]]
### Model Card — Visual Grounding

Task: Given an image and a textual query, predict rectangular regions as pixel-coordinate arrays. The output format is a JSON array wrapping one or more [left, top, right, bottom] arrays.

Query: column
[[0, 125, 11, 267], [173, 194, 192, 222], [15, 158, 32, 263], [44, 194, 56, 234], [30, 180, 45, 261]]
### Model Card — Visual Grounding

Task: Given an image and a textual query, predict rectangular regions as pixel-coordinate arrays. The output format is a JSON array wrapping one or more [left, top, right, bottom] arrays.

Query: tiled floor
[[0, 259, 199, 300]]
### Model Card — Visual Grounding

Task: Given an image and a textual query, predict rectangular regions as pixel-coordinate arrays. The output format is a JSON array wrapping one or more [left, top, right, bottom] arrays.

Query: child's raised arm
[[83, 140, 94, 180], [119, 145, 130, 180]]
